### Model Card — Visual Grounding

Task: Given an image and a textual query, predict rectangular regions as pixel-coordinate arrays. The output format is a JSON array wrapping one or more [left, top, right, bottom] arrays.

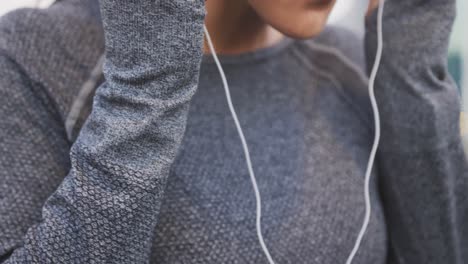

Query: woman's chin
[[272, 18, 328, 40]]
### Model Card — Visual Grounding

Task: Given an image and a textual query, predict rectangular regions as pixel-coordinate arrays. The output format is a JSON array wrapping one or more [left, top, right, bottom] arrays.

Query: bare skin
[[204, 0, 380, 55], [367, 0, 380, 16]]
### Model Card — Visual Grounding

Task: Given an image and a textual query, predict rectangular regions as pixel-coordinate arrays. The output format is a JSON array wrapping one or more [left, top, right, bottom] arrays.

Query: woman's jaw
[[248, 0, 336, 39], [204, 0, 336, 54]]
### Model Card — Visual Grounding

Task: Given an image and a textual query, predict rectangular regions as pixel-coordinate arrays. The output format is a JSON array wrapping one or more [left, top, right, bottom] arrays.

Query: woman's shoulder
[[0, 0, 105, 85], [291, 25, 365, 72], [0, 0, 105, 140], [290, 25, 368, 92], [288, 25, 373, 128], [312, 25, 366, 69], [0, 0, 104, 58], [290, 26, 368, 91]]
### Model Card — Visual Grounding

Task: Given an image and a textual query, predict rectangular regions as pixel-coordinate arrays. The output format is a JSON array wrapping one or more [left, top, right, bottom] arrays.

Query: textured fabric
[[366, 1, 468, 263], [0, 0, 104, 261], [0, 0, 466, 263], [1, 0, 206, 262]]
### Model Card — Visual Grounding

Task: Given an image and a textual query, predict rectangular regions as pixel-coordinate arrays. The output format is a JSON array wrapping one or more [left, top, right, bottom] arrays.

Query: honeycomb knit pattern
[[0, 0, 467, 263]]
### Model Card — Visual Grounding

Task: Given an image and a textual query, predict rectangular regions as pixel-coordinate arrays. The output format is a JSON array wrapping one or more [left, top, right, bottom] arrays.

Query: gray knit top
[[0, 0, 467, 263]]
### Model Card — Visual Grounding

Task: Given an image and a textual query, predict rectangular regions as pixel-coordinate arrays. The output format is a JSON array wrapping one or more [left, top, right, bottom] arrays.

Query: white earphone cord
[[204, 0, 384, 262], [204, 26, 276, 264], [345, 0, 385, 263]]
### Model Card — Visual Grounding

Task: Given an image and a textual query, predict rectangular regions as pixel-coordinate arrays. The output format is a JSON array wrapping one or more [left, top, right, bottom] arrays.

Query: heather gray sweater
[[0, 0, 467, 263]]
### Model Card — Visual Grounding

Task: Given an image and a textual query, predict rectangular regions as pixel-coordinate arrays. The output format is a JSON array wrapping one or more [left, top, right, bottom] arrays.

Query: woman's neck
[[204, 1, 284, 55]]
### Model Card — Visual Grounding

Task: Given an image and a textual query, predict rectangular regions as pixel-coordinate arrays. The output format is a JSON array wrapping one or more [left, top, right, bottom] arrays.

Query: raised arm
[[3, 0, 205, 262], [366, 0, 468, 263]]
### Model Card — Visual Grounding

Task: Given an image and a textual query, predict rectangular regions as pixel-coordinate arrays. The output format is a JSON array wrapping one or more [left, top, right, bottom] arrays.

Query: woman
[[0, 0, 466, 263]]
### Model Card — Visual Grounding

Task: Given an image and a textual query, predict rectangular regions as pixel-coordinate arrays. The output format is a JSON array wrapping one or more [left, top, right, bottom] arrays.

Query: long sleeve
[[365, 1, 468, 263], [3, 0, 205, 263]]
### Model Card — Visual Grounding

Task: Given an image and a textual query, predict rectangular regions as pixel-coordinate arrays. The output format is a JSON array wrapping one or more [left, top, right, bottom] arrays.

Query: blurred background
[[0, 0, 467, 137], [0, 0, 53, 13]]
